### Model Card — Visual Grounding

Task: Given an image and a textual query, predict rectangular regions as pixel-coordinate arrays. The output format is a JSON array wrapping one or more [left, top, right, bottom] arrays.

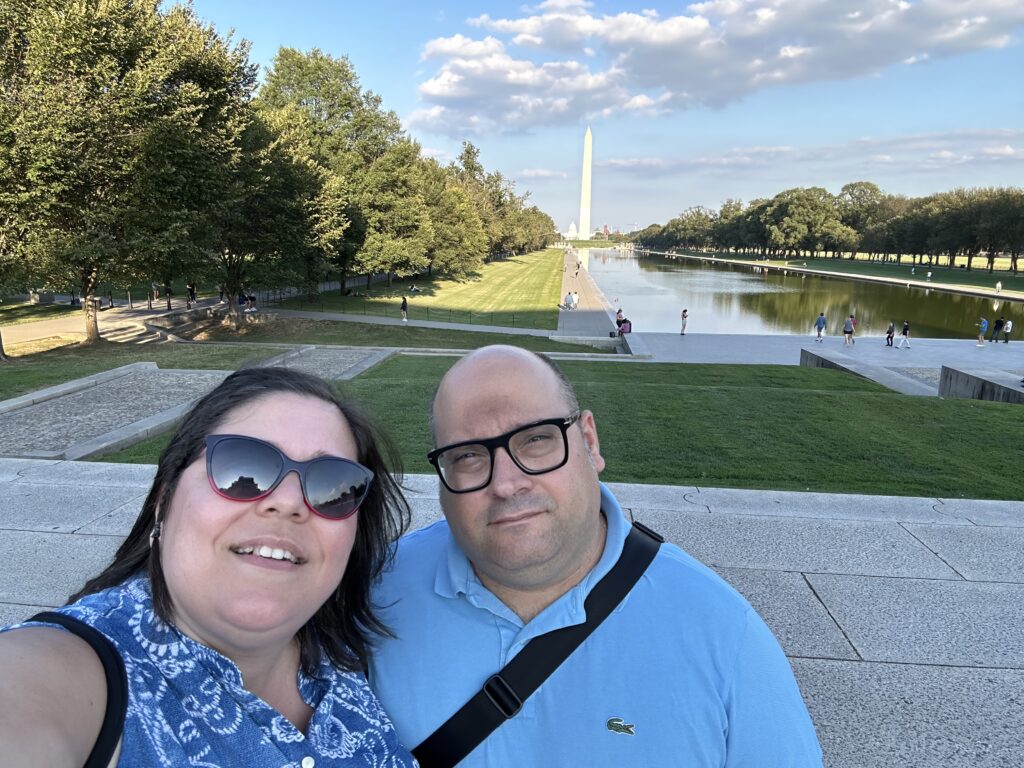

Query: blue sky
[[187, 0, 1024, 234]]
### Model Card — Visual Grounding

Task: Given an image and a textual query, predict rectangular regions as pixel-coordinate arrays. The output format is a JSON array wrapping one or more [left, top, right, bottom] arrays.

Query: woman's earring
[[149, 521, 162, 547]]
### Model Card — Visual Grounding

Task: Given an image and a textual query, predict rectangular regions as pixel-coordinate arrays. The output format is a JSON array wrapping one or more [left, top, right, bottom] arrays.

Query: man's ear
[[578, 410, 605, 474]]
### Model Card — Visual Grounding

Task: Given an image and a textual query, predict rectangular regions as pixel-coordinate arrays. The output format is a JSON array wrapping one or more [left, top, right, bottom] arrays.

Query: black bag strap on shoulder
[[412, 520, 664, 768], [29, 611, 128, 768]]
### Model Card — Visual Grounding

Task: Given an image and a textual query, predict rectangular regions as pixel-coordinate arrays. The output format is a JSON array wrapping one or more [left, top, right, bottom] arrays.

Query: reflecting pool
[[585, 249, 1024, 338]]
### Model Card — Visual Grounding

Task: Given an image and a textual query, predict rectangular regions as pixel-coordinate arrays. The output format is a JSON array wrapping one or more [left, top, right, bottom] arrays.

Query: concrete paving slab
[[807, 574, 1024, 668], [602, 481, 699, 509], [676, 487, 969, 525], [0, 602, 48, 626], [0, 530, 121, 606], [399, 473, 441, 498], [0, 482, 146, 533], [0, 458, 59, 483], [13, 460, 157, 488], [794, 658, 1024, 768], [631, 509, 961, 578], [904, 524, 1024, 583], [714, 568, 858, 660], [936, 498, 1024, 528], [75, 495, 147, 535]]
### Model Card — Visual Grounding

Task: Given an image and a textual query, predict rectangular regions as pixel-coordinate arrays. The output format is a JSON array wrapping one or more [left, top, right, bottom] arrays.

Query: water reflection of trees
[[609, 251, 1024, 336]]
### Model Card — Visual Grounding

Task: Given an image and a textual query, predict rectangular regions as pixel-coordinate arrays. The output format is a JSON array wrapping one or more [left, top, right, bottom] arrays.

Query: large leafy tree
[[420, 158, 486, 278], [0, 0, 255, 340], [354, 140, 431, 286], [257, 48, 401, 284]]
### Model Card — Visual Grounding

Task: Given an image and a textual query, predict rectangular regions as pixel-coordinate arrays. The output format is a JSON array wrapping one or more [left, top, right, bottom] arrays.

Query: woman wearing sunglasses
[[0, 367, 417, 767]]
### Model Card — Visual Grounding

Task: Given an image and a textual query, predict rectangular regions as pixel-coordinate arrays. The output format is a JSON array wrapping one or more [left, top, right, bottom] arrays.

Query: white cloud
[[413, 1, 1024, 136], [518, 168, 569, 178], [599, 129, 1024, 179], [981, 144, 1018, 156]]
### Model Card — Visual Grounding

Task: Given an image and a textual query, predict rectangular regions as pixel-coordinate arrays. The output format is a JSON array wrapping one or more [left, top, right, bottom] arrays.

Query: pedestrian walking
[[896, 320, 911, 348], [572, 291, 579, 310], [400, 296, 408, 322], [977, 317, 988, 346], [813, 312, 826, 342], [990, 316, 1004, 342], [1003, 319, 1013, 343], [885, 321, 895, 347], [680, 308, 689, 335], [842, 315, 855, 346]]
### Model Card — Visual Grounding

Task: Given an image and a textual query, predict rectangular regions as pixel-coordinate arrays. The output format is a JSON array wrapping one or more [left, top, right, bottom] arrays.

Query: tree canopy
[[634, 184, 1024, 273]]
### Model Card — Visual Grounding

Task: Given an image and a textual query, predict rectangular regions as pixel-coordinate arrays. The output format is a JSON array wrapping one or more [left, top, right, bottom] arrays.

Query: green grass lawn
[[0, 338, 281, 401], [191, 316, 608, 354], [777, 256, 1024, 295], [98, 355, 1024, 501], [276, 248, 564, 329], [0, 300, 79, 326]]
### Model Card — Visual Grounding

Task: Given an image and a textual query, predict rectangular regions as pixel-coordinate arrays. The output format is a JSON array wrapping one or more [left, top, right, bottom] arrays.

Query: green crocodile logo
[[606, 717, 635, 735]]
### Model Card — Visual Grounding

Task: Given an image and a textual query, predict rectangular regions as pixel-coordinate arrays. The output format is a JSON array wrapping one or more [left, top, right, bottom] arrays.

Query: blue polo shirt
[[370, 485, 822, 767]]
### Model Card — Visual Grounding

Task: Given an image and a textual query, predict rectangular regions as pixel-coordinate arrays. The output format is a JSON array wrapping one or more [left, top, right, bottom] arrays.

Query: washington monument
[[578, 126, 592, 241]]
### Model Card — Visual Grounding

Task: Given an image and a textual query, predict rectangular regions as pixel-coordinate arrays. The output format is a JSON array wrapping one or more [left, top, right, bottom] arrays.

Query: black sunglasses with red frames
[[204, 434, 374, 520], [426, 413, 581, 494]]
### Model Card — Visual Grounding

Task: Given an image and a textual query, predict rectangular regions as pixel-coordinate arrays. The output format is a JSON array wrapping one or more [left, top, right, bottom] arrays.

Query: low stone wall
[[938, 366, 1024, 404]]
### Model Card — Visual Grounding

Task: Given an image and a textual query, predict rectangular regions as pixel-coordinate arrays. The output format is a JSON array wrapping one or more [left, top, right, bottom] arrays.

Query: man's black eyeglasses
[[427, 413, 580, 494], [205, 434, 373, 520]]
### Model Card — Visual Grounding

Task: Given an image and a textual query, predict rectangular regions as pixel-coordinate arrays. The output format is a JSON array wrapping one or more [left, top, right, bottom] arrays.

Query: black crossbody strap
[[412, 520, 664, 768], [29, 611, 128, 768]]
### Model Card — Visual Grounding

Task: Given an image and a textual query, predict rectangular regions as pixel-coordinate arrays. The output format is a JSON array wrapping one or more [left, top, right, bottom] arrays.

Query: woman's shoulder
[[0, 624, 109, 764]]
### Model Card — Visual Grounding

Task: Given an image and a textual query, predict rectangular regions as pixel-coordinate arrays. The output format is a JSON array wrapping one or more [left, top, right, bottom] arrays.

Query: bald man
[[370, 346, 822, 767]]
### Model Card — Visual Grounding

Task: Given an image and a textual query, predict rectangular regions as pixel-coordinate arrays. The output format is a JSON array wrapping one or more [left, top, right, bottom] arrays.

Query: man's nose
[[488, 445, 530, 497]]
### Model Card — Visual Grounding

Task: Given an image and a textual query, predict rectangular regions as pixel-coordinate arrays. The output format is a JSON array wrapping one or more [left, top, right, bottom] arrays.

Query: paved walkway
[[0, 459, 1020, 767]]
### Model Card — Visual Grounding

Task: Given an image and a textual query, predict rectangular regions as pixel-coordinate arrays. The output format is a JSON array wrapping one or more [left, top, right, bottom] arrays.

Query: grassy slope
[[278, 248, 565, 329]]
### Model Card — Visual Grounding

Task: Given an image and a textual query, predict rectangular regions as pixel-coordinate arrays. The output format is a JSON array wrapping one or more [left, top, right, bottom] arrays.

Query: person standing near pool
[[680, 308, 689, 335]]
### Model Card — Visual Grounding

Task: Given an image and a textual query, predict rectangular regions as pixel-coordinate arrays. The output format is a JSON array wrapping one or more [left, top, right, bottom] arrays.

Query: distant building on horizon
[[563, 220, 579, 239]]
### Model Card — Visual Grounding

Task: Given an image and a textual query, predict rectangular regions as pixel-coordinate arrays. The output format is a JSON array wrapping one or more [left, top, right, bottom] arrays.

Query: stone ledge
[[799, 348, 936, 396], [618, 332, 652, 358], [938, 365, 1024, 404]]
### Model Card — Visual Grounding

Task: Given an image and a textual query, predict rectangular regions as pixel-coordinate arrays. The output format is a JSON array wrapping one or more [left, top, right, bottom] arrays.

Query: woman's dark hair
[[69, 366, 411, 673]]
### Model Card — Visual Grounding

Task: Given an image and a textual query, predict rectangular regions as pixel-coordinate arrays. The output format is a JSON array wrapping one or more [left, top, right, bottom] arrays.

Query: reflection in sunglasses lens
[[306, 460, 368, 518], [213, 439, 282, 499]]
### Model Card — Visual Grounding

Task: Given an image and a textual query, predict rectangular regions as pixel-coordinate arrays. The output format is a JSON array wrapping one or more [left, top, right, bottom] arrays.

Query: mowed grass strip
[[279, 248, 565, 329], [92, 355, 1023, 500], [0, 301, 79, 326], [347, 356, 1022, 500], [191, 317, 607, 354], [0, 338, 281, 401]]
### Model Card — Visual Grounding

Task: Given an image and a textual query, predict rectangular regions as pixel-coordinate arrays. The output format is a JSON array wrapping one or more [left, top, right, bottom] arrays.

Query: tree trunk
[[0, 326, 9, 362], [82, 267, 101, 343]]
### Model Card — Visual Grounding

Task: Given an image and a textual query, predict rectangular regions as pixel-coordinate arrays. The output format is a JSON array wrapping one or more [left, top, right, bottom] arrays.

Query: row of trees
[[0, 0, 555, 358], [633, 183, 1024, 274]]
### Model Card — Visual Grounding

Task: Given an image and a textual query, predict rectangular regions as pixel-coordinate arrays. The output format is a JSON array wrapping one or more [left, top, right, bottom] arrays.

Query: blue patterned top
[[11, 575, 417, 767]]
